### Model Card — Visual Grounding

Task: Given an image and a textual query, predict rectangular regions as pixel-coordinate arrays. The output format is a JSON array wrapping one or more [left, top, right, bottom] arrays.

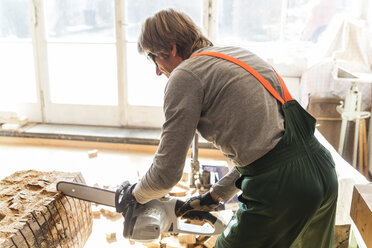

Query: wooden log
[[0, 170, 93, 248]]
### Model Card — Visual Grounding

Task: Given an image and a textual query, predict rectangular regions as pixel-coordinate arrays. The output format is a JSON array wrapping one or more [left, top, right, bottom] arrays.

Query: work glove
[[115, 181, 138, 216], [175, 191, 221, 217]]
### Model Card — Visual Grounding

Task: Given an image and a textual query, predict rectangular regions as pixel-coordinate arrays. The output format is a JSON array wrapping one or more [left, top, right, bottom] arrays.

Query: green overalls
[[191, 52, 339, 248]]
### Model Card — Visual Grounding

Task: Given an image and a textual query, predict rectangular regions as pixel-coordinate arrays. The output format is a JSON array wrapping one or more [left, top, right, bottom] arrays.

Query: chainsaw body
[[124, 196, 224, 243], [57, 181, 225, 243]]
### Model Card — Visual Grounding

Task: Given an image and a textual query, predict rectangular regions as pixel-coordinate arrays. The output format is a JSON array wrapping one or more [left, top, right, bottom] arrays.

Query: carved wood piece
[[0, 170, 93, 248]]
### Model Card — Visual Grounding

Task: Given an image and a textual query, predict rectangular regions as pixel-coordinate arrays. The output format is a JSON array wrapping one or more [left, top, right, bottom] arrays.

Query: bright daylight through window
[[45, 0, 117, 106], [0, 0, 37, 110], [0, 0, 364, 127]]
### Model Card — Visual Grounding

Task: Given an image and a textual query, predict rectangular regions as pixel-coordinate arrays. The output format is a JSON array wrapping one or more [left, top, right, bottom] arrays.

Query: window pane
[[0, 43, 37, 106], [218, 0, 283, 43], [0, 0, 37, 110], [45, 0, 115, 41], [127, 43, 167, 106], [289, 0, 356, 43], [48, 44, 117, 105], [125, 0, 203, 42], [0, 0, 30, 39], [218, 0, 357, 45], [45, 0, 117, 106]]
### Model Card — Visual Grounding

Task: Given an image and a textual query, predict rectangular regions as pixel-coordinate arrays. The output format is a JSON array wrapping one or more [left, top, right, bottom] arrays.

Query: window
[[0, 0, 38, 117], [218, 0, 283, 43], [217, 0, 357, 58], [0, 0, 369, 128]]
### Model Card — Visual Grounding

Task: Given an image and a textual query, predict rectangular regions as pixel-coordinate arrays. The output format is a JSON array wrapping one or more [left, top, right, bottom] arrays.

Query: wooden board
[[0, 170, 93, 248], [350, 184, 372, 247]]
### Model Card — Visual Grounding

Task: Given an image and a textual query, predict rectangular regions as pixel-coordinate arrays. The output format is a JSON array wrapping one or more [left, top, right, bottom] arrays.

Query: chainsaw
[[56, 180, 225, 243]]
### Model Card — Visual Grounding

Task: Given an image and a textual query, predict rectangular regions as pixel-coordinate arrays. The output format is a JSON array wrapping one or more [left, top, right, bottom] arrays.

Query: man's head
[[138, 8, 213, 77]]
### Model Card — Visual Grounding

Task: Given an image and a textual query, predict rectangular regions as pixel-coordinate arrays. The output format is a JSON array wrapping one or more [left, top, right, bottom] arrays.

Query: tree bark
[[0, 170, 93, 248]]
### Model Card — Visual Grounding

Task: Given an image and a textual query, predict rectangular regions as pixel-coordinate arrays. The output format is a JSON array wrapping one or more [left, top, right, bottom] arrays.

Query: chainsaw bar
[[57, 181, 116, 207]]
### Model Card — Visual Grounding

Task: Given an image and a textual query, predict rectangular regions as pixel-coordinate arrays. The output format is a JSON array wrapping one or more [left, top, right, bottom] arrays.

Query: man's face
[[146, 45, 183, 78], [154, 55, 179, 78]]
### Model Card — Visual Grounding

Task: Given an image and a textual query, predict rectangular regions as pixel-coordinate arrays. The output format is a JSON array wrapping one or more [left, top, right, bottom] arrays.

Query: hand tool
[[56, 180, 225, 243]]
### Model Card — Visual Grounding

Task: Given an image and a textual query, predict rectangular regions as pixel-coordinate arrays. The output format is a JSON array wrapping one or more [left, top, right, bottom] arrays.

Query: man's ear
[[170, 43, 177, 57]]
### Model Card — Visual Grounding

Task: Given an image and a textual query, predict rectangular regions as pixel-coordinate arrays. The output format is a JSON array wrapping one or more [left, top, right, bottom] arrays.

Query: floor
[[0, 139, 227, 247], [2, 125, 368, 247]]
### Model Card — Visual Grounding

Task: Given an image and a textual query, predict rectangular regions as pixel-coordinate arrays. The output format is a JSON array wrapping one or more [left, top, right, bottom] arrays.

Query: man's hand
[[115, 182, 137, 215], [176, 191, 221, 217]]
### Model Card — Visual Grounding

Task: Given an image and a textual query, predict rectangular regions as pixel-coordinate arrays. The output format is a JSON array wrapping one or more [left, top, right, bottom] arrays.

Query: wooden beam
[[0, 170, 93, 248]]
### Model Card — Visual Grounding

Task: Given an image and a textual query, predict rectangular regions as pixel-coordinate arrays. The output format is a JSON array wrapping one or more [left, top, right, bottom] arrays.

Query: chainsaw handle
[[176, 210, 225, 235], [182, 210, 218, 225], [115, 181, 131, 213], [123, 204, 136, 239], [175, 199, 218, 225]]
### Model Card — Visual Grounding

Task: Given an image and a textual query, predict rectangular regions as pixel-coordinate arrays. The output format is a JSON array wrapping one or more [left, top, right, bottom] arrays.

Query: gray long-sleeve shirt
[[133, 46, 285, 204]]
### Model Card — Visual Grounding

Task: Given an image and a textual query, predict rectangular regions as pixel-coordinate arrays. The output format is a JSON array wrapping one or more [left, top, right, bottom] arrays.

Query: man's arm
[[133, 69, 204, 204], [211, 167, 241, 202]]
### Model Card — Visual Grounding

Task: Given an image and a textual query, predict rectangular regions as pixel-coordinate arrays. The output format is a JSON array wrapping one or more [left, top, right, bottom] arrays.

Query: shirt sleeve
[[133, 69, 204, 204], [212, 167, 241, 202]]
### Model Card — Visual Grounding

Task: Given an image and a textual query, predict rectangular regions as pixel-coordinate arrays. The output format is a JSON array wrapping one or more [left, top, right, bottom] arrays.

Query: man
[[121, 8, 338, 248]]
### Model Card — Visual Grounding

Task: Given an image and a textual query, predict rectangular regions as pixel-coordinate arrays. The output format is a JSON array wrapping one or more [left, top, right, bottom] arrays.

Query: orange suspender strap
[[271, 67, 293, 103], [190, 51, 293, 104]]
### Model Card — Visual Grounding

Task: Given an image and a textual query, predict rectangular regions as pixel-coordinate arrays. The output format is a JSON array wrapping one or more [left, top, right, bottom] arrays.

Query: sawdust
[[0, 169, 79, 241], [99, 208, 123, 221]]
